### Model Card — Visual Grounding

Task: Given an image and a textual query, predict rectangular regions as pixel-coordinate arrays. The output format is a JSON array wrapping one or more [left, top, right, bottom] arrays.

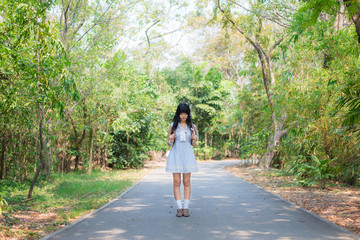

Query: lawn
[[0, 168, 152, 240]]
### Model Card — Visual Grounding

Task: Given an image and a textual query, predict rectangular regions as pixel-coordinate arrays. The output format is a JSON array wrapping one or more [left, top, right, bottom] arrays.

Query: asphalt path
[[41, 160, 359, 240]]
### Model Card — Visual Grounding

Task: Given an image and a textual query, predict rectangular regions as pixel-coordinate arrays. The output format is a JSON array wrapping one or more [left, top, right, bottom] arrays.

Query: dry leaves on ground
[[226, 165, 360, 236]]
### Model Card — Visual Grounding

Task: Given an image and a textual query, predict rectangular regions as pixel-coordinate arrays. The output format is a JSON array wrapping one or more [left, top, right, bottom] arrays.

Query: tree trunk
[[28, 23, 44, 199], [41, 134, 51, 174], [88, 127, 94, 174], [344, 0, 360, 42], [351, 10, 360, 43], [69, 110, 86, 170], [204, 131, 208, 147], [102, 123, 109, 169], [28, 103, 44, 199], [260, 128, 288, 168], [60, 1, 70, 50], [334, 2, 345, 31], [0, 134, 6, 180], [42, 119, 52, 174], [75, 154, 80, 170], [101, 146, 107, 169]]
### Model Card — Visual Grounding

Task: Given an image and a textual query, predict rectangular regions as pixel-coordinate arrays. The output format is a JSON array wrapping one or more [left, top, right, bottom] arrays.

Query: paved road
[[42, 160, 359, 240]]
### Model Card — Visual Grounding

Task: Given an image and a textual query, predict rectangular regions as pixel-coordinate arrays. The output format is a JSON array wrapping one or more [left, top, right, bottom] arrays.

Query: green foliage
[[193, 142, 215, 160], [1, 0, 360, 203], [0, 195, 8, 215], [287, 155, 334, 188], [210, 0, 360, 186], [162, 58, 231, 153], [297, 0, 360, 26], [108, 129, 149, 169], [336, 62, 360, 136], [276, 9, 360, 185]]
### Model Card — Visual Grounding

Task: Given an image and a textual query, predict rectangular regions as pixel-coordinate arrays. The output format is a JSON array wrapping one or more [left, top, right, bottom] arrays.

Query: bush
[[288, 155, 334, 188], [0, 195, 8, 215], [194, 142, 215, 160], [108, 127, 151, 169]]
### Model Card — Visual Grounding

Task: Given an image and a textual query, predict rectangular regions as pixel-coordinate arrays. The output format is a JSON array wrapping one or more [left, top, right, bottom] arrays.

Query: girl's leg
[[183, 173, 191, 200], [173, 173, 183, 214], [173, 173, 181, 201], [182, 173, 191, 216]]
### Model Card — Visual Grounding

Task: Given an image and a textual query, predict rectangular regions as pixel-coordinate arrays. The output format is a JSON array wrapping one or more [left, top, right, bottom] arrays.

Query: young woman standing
[[166, 103, 198, 217]]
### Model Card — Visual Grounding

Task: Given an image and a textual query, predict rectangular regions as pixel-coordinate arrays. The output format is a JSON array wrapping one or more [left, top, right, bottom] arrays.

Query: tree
[[296, 0, 360, 42], [216, 0, 295, 168], [162, 58, 230, 149]]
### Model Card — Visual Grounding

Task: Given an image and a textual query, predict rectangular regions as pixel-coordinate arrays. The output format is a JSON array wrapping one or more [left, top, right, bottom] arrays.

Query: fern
[[0, 195, 8, 215], [336, 78, 360, 134]]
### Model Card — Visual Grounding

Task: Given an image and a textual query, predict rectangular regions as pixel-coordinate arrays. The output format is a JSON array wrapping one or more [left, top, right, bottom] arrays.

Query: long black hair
[[171, 103, 194, 134]]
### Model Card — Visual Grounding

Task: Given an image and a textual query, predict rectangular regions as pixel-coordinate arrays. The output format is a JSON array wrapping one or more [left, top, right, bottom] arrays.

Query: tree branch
[[270, 33, 289, 55], [69, 0, 83, 28], [145, 20, 161, 48], [217, 0, 257, 49], [228, 0, 290, 28], [69, 0, 116, 51], [139, 28, 179, 46], [218, 0, 274, 111]]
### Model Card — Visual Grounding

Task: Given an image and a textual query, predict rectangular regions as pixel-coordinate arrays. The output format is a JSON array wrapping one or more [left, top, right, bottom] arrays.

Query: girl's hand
[[169, 133, 176, 144], [191, 133, 197, 141], [191, 133, 197, 146]]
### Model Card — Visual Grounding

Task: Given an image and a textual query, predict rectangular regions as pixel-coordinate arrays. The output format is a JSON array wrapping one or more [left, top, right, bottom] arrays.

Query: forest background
[[1, 0, 360, 212]]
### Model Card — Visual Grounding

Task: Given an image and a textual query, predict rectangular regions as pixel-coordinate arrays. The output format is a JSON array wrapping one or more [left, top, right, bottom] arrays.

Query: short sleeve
[[170, 122, 174, 127]]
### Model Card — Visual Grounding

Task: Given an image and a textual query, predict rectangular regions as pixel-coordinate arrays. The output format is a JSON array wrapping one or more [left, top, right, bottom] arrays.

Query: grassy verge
[[0, 168, 153, 240]]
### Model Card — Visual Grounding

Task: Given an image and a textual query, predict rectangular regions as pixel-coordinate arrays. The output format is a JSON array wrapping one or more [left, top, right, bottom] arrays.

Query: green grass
[[0, 168, 151, 239]]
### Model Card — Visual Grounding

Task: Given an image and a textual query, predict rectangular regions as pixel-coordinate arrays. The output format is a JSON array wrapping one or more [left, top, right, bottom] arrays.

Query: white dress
[[165, 123, 199, 173]]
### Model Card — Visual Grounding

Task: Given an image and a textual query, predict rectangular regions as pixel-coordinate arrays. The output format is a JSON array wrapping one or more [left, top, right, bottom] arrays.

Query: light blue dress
[[166, 123, 199, 173]]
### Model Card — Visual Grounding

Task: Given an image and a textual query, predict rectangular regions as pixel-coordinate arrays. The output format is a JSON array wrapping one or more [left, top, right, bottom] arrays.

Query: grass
[[0, 168, 152, 239]]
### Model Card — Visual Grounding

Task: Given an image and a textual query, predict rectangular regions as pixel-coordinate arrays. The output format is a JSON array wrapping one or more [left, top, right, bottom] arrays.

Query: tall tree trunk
[[88, 127, 94, 174], [102, 123, 108, 169], [335, 2, 346, 31], [0, 133, 6, 180], [256, 47, 288, 168], [28, 103, 44, 199], [68, 109, 86, 171], [75, 155, 80, 170], [60, 1, 70, 50], [42, 118, 52, 174], [261, 125, 288, 168], [28, 23, 44, 199], [351, 10, 360, 43], [344, 0, 360, 42], [204, 132, 208, 147], [41, 134, 51, 174]]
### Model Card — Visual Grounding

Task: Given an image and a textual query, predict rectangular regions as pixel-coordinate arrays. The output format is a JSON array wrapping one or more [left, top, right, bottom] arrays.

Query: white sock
[[184, 199, 190, 209], [176, 200, 182, 209]]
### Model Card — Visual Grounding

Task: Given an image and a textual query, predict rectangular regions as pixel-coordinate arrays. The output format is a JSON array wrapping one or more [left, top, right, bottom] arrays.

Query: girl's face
[[179, 112, 188, 122]]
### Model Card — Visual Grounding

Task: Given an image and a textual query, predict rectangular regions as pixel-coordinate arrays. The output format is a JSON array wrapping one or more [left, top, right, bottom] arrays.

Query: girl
[[166, 103, 198, 217]]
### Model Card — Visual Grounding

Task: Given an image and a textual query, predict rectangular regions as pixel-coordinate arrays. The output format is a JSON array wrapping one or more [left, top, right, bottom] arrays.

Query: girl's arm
[[191, 125, 198, 147], [168, 125, 176, 146], [194, 125, 198, 136]]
